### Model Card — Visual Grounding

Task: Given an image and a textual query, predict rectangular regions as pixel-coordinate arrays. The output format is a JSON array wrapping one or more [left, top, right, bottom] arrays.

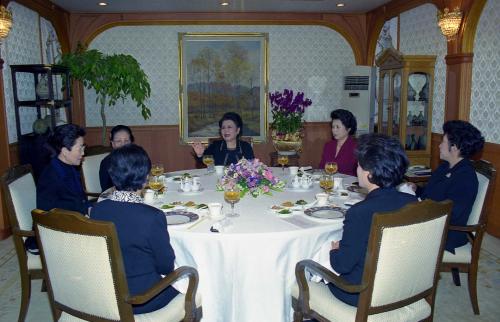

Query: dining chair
[[292, 199, 453, 322], [32, 208, 202, 322], [440, 159, 496, 315], [80, 145, 112, 198], [0, 165, 45, 322]]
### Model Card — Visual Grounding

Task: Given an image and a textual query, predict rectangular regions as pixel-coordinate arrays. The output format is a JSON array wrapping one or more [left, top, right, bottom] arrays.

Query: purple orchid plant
[[269, 89, 312, 136]]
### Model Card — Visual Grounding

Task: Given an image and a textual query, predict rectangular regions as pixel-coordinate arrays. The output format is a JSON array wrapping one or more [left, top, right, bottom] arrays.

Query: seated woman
[[415, 120, 484, 253], [91, 144, 178, 314], [329, 133, 417, 306], [191, 112, 254, 166], [99, 124, 134, 191], [27, 124, 91, 253], [319, 109, 358, 176]]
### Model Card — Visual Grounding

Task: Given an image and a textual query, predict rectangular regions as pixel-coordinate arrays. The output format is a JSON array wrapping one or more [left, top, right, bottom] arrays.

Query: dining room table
[[132, 168, 363, 322]]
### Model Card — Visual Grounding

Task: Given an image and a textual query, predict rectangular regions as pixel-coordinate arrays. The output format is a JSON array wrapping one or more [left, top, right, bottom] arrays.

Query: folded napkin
[[211, 218, 234, 233], [397, 182, 416, 196], [310, 241, 340, 283]]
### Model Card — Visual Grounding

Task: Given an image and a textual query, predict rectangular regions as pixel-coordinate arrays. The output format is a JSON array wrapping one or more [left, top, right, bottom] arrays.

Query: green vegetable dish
[[295, 199, 307, 205], [278, 209, 292, 214]]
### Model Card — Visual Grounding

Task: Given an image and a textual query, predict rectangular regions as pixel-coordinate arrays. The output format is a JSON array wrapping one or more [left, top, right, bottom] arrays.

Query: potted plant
[[268, 89, 312, 155], [59, 46, 151, 144]]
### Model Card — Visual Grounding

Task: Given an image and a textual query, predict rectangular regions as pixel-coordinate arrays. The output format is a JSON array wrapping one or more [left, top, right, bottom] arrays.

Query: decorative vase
[[271, 130, 302, 155], [36, 75, 50, 99], [408, 74, 427, 101]]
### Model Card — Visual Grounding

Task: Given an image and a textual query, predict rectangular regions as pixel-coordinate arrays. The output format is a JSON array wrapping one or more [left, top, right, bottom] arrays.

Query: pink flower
[[262, 186, 270, 193], [264, 170, 273, 180]]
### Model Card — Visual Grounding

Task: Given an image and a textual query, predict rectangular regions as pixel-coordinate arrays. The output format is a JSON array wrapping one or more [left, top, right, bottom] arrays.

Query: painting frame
[[178, 32, 269, 144]]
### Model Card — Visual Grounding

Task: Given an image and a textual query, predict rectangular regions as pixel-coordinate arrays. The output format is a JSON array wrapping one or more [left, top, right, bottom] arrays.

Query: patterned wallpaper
[[2, 2, 61, 143], [470, 0, 500, 144], [86, 25, 355, 127], [399, 3, 448, 134]]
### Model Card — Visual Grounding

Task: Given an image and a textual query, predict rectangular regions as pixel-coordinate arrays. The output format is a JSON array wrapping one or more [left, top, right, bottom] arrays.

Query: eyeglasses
[[112, 139, 131, 145]]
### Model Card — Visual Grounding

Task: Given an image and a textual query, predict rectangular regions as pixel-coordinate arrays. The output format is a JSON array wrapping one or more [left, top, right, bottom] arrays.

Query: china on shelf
[[408, 73, 427, 101]]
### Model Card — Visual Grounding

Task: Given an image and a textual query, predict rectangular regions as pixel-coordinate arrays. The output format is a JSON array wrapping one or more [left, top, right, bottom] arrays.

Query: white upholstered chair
[[441, 159, 496, 315], [32, 208, 202, 322], [81, 145, 111, 198], [292, 199, 453, 322], [0, 165, 45, 322]]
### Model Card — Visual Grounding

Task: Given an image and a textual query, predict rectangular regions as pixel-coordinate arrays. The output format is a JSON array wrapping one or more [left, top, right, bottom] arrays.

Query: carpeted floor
[[0, 235, 499, 322]]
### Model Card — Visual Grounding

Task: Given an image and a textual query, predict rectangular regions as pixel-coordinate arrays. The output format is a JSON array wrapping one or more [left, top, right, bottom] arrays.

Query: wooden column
[[444, 53, 473, 121]]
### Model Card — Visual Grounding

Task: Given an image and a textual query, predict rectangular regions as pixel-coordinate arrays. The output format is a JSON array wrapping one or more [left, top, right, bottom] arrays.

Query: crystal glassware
[[324, 162, 338, 175], [202, 155, 215, 173], [224, 186, 241, 217], [277, 155, 289, 173], [148, 175, 164, 198], [151, 163, 164, 177], [319, 174, 334, 193]]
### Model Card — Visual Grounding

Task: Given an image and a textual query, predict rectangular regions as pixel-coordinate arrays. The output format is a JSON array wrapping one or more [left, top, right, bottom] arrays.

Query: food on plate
[[161, 204, 175, 209], [340, 191, 349, 197], [184, 201, 196, 207], [278, 209, 292, 214], [196, 203, 208, 209], [281, 201, 294, 207], [271, 205, 283, 210], [171, 201, 183, 205], [295, 199, 308, 205]]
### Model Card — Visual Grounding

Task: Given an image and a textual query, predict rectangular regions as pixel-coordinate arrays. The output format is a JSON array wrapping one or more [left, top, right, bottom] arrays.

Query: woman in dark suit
[[91, 144, 178, 314], [191, 112, 254, 166], [329, 133, 417, 306], [414, 120, 484, 253], [99, 124, 134, 191]]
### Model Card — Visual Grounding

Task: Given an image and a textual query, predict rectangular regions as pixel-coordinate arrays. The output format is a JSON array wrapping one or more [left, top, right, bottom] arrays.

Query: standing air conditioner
[[341, 66, 376, 136]]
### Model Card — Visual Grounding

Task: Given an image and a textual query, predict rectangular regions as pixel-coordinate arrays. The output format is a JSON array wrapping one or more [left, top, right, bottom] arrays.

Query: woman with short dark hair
[[415, 120, 485, 253], [191, 112, 254, 166], [318, 109, 358, 176], [99, 124, 135, 191], [91, 144, 179, 314], [328, 133, 417, 306]]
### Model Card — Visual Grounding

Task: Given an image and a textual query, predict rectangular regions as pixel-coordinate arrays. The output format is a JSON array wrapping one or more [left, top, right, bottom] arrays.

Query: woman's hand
[[191, 142, 205, 157], [331, 240, 340, 250]]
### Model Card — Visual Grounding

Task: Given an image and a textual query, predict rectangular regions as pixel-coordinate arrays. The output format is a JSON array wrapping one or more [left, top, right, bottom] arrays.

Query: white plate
[[165, 211, 199, 225], [304, 206, 345, 220], [177, 188, 205, 194], [285, 184, 314, 192]]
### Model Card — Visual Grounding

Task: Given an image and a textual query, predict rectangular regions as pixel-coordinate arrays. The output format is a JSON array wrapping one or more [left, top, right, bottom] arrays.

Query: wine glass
[[224, 185, 241, 217], [202, 155, 215, 173], [148, 175, 164, 198], [151, 163, 164, 176], [319, 174, 334, 193], [277, 155, 289, 173], [324, 162, 338, 175]]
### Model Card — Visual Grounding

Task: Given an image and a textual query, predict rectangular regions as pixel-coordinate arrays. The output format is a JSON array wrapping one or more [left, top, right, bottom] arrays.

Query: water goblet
[[224, 186, 241, 217], [324, 162, 338, 175], [277, 155, 289, 173], [151, 163, 164, 176], [148, 175, 164, 198], [202, 155, 215, 173], [319, 174, 334, 193]]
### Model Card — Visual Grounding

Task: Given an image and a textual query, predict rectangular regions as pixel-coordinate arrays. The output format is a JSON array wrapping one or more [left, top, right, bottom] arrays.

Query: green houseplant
[[59, 46, 151, 144]]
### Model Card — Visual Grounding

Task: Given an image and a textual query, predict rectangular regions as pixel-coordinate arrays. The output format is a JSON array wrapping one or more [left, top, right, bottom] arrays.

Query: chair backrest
[[1, 165, 37, 237], [32, 208, 134, 321], [81, 146, 111, 194], [357, 199, 453, 317], [467, 159, 496, 227]]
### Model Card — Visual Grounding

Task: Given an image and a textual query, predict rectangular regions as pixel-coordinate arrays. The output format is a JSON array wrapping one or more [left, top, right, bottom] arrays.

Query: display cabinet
[[375, 49, 436, 166]]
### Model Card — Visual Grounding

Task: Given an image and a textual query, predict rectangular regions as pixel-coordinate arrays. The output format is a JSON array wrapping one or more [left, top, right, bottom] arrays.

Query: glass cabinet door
[[392, 72, 401, 138], [406, 72, 430, 151], [381, 73, 390, 135]]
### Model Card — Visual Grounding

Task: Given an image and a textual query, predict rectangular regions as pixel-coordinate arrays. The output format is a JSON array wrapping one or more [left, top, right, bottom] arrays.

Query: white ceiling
[[50, 0, 391, 14]]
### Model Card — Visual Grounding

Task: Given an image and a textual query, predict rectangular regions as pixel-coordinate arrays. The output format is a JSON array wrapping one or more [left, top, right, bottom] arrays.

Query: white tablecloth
[[149, 168, 358, 322]]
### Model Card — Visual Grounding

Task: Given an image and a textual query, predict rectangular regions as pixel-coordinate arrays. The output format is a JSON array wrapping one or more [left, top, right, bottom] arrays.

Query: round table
[[148, 168, 358, 322]]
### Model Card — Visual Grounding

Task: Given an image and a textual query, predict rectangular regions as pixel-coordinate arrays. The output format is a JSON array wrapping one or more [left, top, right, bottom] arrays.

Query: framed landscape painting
[[179, 33, 269, 143]]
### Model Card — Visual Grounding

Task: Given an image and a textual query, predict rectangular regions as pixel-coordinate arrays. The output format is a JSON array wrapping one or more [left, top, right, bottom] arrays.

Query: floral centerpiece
[[269, 89, 312, 153], [217, 158, 285, 198]]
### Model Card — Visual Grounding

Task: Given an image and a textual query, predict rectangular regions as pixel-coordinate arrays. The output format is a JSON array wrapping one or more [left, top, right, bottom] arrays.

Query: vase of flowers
[[217, 158, 285, 198], [269, 89, 312, 155]]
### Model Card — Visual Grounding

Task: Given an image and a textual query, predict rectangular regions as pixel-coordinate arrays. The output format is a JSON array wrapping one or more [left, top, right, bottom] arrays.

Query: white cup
[[181, 178, 192, 192], [143, 189, 155, 204], [191, 177, 200, 191], [333, 177, 344, 190], [208, 202, 224, 219], [316, 193, 329, 206], [289, 166, 299, 176], [215, 165, 225, 175]]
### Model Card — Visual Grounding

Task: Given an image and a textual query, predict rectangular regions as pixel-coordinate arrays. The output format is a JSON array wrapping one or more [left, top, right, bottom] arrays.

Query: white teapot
[[300, 175, 313, 189], [291, 175, 301, 188]]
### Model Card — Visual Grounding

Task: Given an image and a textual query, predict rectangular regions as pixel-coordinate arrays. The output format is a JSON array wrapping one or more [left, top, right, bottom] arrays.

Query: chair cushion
[[442, 243, 472, 264], [59, 293, 201, 322], [291, 281, 431, 322], [27, 252, 42, 270]]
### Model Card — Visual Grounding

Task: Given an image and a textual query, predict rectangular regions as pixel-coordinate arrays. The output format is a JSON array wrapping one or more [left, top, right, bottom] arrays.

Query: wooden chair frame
[[0, 165, 46, 322], [32, 208, 202, 322], [440, 159, 496, 315], [293, 199, 453, 322]]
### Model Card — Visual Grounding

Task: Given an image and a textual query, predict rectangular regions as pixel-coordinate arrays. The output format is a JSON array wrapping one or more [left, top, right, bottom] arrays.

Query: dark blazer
[[99, 154, 113, 191], [91, 200, 178, 314], [417, 159, 478, 253], [329, 187, 417, 306], [197, 139, 254, 166], [36, 157, 89, 215]]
